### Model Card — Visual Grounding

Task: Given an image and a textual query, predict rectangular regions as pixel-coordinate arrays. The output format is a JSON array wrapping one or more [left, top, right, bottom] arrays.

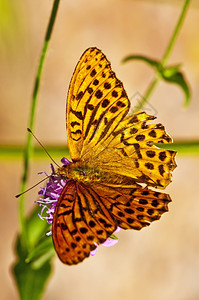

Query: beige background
[[1, 0, 199, 300]]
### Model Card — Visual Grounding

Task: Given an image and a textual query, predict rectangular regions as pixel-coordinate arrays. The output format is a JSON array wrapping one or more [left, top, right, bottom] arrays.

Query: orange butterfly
[[49, 48, 177, 265]]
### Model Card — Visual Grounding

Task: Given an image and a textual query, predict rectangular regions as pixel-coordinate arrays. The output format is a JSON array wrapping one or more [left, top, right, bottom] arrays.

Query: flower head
[[36, 157, 120, 253], [36, 157, 70, 235]]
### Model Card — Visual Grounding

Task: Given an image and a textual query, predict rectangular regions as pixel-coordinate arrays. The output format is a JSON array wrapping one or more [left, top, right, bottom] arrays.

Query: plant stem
[[135, 75, 159, 112], [136, 0, 191, 111], [161, 0, 191, 67], [19, 0, 60, 250]]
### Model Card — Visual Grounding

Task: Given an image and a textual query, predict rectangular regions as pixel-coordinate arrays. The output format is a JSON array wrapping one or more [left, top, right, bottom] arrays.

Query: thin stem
[[135, 76, 159, 112], [1, 142, 198, 158], [161, 0, 191, 66], [137, 0, 191, 111], [19, 0, 60, 250]]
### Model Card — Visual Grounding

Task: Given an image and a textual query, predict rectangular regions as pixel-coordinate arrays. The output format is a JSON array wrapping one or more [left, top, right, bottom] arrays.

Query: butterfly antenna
[[15, 175, 51, 198], [27, 128, 60, 168]]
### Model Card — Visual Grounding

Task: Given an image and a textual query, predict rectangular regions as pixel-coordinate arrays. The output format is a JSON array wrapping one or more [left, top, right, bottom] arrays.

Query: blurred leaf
[[162, 64, 181, 76], [13, 206, 53, 300], [123, 54, 159, 68], [13, 237, 52, 300], [110, 234, 119, 240], [26, 237, 54, 268], [161, 66, 191, 107], [26, 206, 52, 248], [122, 55, 191, 107]]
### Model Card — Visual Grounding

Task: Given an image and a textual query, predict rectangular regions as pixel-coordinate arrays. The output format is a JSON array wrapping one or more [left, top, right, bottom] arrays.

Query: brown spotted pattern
[[53, 180, 171, 265], [66, 47, 130, 161], [53, 47, 177, 265], [85, 111, 177, 189], [52, 181, 116, 265]]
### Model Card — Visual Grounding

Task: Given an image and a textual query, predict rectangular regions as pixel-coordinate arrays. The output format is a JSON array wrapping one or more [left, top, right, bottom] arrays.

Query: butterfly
[[52, 47, 177, 265]]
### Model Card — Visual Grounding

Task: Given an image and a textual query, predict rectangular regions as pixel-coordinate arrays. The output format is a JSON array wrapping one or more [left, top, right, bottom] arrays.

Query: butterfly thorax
[[56, 161, 101, 183]]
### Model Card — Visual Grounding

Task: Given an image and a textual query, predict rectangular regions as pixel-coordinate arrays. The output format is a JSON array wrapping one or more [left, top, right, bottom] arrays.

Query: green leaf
[[122, 54, 159, 68], [110, 234, 118, 240], [26, 236, 55, 268], [161, 66, 191, 107], [26, 206, 52, 249], [122, 55, 191, 107], [162, 64, 181, 76], [13, 206, 54, 299], [13, 234, 52, 300]]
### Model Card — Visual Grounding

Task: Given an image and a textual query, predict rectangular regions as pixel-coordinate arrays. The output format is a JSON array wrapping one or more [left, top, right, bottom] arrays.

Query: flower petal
[[102, 238, 118, 247]]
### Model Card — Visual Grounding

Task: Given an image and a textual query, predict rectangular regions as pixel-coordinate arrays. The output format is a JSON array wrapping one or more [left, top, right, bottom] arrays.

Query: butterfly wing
[[83, 112, 177, 189], [66, 47, 130, 161], [67, 47, 176, 188], [52, 179, 171, 265], [52, 180, 116, 265], [90, 182, 171, 230]]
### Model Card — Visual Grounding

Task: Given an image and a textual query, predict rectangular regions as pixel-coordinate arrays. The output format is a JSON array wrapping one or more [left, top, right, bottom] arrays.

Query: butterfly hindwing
[[83, 112, 177, 189], [53, 180, 171, 264], [91, 183, 171, 230], [52, 180, 116, 265]]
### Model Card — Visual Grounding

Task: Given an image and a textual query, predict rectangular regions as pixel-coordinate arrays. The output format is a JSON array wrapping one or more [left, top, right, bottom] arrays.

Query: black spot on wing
[[104, 82, 111, 89], [145, 162, 154, 170], [149, 130, 156, 138], [70, 108, 84, 120], [112, 90, 118, 98], [71, 129, 82, 135], [90, 69, 97, 77], [93, 79, 99, 86], [87, 87, 93, 94], [102, 99, 110, 108], [95, 90, 103, 99], [135, 134, 145, 141], [71, 121, 80, 127], [77, 91, 84, 100], [146, 150, 156, 158]]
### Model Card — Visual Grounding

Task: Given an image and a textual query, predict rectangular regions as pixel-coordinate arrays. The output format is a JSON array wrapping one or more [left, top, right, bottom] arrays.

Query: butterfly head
[[56, 165, 70, 180]]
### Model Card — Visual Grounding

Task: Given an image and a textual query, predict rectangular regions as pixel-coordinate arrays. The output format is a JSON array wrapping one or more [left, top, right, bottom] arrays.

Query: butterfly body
[[57, 161, 101, 183], [52, 47, 177, 265]]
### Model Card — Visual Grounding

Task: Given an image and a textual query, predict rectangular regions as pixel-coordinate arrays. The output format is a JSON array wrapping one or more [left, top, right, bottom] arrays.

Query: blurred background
[[1, 0, 199, 299]]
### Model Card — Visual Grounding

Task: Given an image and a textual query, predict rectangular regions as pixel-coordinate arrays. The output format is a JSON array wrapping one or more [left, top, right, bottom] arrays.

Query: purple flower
[[36, 157, 120, 252], [36, 157, 70, 235]]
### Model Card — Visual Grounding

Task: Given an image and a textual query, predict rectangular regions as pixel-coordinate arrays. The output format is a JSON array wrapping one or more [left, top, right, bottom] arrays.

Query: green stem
[[19, 0, 60, 250], [161, 0, 191, 67], [135, 75, 159, 112], [1, 142, 199, 158], [137, 0, 191, 111]]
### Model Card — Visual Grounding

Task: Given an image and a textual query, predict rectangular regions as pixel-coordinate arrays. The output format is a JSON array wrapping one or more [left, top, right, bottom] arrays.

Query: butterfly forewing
[[67, 47, 130, 161]]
